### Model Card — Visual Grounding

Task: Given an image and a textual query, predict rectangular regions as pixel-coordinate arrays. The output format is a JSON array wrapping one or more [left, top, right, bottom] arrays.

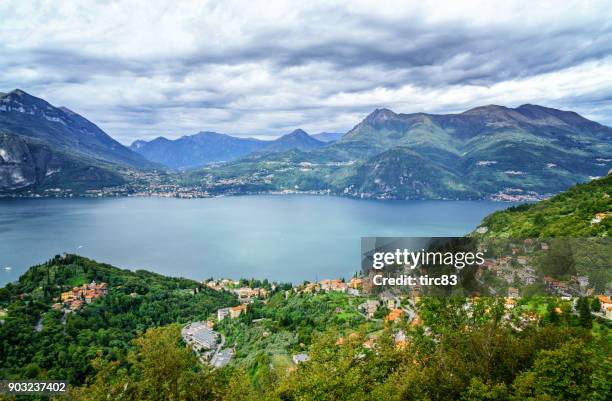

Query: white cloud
[[1, 0, 611, 143]]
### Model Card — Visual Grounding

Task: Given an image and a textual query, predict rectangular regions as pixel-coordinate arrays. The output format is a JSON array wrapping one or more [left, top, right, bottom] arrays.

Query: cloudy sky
[[2, 0, 612, 144]]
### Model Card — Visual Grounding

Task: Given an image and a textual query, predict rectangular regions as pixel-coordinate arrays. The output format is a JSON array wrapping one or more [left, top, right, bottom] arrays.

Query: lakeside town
[[182, 264, 612, 372], [0, 166, 553, 202]]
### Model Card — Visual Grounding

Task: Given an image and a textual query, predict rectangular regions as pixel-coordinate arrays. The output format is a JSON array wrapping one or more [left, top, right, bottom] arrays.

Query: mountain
[[473, 174, 611, 237], [130, 131, 267, 169], [265, 129, 325, 152], [192, 104, 611, 200], [312, 132, 344, 142], [0, 89, 156, 192], [131, 128, 325, 169]]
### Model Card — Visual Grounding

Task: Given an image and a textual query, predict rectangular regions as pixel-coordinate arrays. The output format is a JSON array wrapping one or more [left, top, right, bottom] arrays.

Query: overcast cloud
[[1, 0, 612, 144]]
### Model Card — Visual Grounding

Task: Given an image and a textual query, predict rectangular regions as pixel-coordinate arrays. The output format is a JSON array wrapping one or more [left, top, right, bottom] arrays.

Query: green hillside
[[0, 255, 236, 384], [474, 174, 612, 237]]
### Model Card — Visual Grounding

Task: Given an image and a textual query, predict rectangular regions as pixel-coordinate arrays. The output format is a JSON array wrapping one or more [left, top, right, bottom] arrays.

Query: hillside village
[[189, 252, 611, 373], [54, 281, 108, 311]]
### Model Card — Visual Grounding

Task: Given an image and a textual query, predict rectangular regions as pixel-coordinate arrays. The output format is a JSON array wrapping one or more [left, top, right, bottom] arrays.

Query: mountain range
[[186, 104, 611, 199], [130, 128, 326, 169], [1, 89, 610, 199], [0, 89, 155, 192]]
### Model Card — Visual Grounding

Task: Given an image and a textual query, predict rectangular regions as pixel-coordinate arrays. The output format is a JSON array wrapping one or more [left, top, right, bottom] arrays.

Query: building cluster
[[181, 321, 233, 368], [182, 321, 218, 352], [55, 281, 108, 311], [204, 279, 272, 303], [358, 290, 406, 320], [477, 255, 538, 288], [294, 277, 363, 296], [543, 275, 592, 297], [217, 304, 248, 321]]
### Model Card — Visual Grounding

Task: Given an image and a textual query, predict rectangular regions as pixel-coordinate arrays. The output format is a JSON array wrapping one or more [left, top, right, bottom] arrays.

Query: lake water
[[0, 196, 515, 286]]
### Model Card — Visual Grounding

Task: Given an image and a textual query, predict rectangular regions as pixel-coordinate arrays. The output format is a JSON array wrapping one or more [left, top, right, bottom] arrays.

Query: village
[[53, 281, 108, 311], [186, 266, 612, 373]]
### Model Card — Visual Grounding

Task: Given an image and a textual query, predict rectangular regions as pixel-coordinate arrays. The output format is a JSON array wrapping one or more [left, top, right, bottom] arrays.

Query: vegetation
[[216, 291, 378, 374], [0, 255, 610, 400], [0, 255, 236, 386], [475, 174, 611, 237], [70, 297, 611, 401]]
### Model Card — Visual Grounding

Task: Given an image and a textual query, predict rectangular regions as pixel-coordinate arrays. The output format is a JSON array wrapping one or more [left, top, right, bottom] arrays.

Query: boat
[[4, 266, 11, 271]]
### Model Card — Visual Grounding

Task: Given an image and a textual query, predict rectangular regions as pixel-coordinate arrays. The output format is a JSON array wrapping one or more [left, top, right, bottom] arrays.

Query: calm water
[[0, 196, 515, 286]]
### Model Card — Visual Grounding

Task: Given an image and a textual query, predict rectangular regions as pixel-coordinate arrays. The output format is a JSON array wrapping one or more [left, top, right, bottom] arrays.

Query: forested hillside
[[475, 174, 611, 237], [71, 297, 611, 401], [0, 255, 236, 385]]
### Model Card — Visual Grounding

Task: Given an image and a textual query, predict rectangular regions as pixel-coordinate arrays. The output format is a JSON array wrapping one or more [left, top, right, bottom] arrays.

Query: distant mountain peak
[[2, 89, 36, 102], [286, 128, 309, 137], [461, 104, 511, 115], [193, 131, 228, 138], [0, 89, 155, 171], [364, 108, 398, 124]]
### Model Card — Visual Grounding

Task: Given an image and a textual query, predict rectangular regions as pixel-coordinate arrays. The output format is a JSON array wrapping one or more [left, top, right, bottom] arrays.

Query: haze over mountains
[[0, 89, 610, 199], [130, 128, 326, 169]]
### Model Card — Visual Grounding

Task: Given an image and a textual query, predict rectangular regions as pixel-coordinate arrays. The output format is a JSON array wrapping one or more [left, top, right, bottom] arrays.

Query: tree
[[540, 239, 576, 279], [591, 297, 601, 312], [511, 340, 597, 401], [577, 297, 593, 329], [461, 378, 509, 401]]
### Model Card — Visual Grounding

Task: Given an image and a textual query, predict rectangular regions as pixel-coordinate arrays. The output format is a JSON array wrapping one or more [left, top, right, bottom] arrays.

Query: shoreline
[[0, 189, 544, 203]]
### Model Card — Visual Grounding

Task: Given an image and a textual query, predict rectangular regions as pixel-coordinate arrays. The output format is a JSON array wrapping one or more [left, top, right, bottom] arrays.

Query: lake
[[0, 195, 515, 286]]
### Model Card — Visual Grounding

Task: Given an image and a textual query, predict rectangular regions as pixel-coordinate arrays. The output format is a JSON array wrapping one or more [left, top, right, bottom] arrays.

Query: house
[[217, 307, 230, 321], [292, 353, 309, 364], [84, 292, 96, 304], [508, 287, 519, 298], [319, 279, 348, 293], [380, 291, 401, 309], [394, 330, 408, 349], [349, 277, 363, 289], [517, 270, 536, 285], [606, 306, 612, 320], [591, 212, 610, 225], [60, 291, 74, 302], [348, 288, 361, 296], [516, 256, 528, 265], [597, 295, 612, 313], [576, 276, 589, 288], [363, 339, 376, 349], [385, 308, 404, 322], [69, 299, 84, 311], [364, 299, 379, 318], [230, 304, 247, 319], [410, 314, 422, 327]]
